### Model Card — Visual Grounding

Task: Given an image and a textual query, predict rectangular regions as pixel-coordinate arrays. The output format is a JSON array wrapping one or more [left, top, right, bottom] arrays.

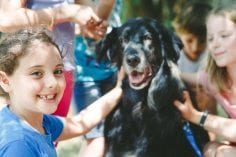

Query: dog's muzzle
[[123, 50, 153, 90]]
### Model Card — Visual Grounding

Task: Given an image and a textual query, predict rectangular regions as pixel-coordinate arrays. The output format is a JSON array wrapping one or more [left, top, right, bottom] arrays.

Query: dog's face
[[96, 17, 183, 90]]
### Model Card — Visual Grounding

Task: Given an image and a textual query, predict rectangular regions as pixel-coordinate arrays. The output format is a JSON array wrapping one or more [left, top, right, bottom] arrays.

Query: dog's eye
[[142, 35, 152, 41], [119, 37, 128, 43]]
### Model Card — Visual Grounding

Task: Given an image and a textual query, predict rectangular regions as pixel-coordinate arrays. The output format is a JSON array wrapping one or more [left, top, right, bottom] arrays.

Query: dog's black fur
[[96, 17, 209, 157]]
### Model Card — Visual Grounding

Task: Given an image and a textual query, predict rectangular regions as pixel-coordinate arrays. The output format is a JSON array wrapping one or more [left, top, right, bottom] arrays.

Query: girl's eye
[[54, 69, 64, 75], [221, 34, 230, 38], [207, 37, 213, 42], [31, 71, 43, 77]]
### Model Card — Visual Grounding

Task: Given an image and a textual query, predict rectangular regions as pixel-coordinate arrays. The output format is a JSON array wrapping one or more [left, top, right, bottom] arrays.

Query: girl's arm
[[95, 0, 115, 20], [0, 1, 101, 32], [174, 91, 236, 143], [57, 67, 125, 141], [75, 0, 115, 16], [74, 0, 115, 20], [181, 72, 199, 87]]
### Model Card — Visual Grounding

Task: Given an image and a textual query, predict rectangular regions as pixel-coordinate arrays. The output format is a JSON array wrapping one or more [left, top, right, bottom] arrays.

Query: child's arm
[[174, 91, 236, 143], [181, 72, 199, 86], [75, 0, 115, 19], [57, 67, 125, 141], [0, 1, 101, 32], [95, 0, 115, 20]]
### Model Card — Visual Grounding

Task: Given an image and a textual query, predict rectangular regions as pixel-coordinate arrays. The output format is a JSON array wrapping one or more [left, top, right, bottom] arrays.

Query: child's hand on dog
[[174, 91, 201, 124], [116, 66, 126, 88]]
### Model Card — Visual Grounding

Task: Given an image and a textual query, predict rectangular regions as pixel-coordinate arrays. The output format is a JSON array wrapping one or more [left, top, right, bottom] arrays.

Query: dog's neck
[[122, 78, 150, 106]]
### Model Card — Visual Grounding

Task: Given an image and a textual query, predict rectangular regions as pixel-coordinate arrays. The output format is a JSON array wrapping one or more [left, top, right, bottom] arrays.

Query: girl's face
[[8, 42, 65, 115], [207, 15, 236, 67]]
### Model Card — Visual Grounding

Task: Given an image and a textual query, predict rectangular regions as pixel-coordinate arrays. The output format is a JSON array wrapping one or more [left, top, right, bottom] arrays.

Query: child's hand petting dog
[[116, 66, 126, 88], [174, 91, 200, 122]]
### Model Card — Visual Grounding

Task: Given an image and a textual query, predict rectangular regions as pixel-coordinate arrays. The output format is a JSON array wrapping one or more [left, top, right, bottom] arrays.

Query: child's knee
[[215, 144, 236, 157], [203, 141, 236, 157], [203, 141, 220, 157]]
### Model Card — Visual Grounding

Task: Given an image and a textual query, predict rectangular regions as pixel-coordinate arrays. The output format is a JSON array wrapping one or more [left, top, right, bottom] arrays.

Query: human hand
[[83, 19, 108, 40], [73, 5, 100, 25], [73, 5, 107, 40], [116, 66, 126, 88], [174, 91, 198, 121]]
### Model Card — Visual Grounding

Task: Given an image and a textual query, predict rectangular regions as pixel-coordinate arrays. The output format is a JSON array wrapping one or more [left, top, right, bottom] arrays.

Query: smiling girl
[[0, 28, 123, 157], [174, 3, 236, 157]]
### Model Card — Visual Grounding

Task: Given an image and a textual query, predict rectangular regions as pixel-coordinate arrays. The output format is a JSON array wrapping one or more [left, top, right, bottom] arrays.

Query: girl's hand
[[84, 19, 108, 40], [174, 91, 198, 121], [73, 5, 107, 40], [116, 66, 126, 88], [73, 5, 100, 25]]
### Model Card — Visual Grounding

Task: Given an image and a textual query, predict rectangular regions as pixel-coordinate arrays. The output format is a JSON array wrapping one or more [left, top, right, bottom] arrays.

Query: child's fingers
[[182, 91, 194, 107], [183, 91, 190, 101], [116, 66, 126, 87], [117, 66, 126, 81], [174, 91, 190, 110], [174, 100, 183, 109]]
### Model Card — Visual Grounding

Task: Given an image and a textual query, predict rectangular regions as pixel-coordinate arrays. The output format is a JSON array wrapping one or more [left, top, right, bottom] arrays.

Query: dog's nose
[[126, 55, 140, 66]]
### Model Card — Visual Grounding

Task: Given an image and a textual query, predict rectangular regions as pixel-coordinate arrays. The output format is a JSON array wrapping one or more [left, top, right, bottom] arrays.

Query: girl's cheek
[[59, 78, 66, 91]]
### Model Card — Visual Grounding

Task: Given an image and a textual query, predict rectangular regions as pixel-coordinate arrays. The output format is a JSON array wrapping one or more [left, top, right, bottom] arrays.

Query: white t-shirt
[[177, 50, 206, 73]]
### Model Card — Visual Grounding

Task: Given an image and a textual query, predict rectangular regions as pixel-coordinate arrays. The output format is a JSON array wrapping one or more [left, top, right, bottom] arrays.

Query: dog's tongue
[[128, 71, 147, 85]]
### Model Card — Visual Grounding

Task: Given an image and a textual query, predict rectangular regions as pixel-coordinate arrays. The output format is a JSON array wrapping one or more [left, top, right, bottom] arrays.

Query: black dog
[[96, 17, 209, 157]]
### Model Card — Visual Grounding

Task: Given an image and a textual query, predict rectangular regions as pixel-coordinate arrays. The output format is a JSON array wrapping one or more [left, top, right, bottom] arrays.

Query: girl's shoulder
[[43, 114, 64, 141], [0, 107, 36, 151]]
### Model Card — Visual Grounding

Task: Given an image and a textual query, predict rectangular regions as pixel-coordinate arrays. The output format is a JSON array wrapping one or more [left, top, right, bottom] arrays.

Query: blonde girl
[[174, 3, 236, 157]]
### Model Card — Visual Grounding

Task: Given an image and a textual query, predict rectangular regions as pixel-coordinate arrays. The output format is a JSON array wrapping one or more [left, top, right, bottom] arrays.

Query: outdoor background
[[120, 0, 234, 29], [57, 0, 234, 156]]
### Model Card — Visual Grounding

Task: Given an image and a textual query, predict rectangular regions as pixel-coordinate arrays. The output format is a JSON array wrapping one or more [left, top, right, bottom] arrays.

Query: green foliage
[[119, 0, 233, 30]]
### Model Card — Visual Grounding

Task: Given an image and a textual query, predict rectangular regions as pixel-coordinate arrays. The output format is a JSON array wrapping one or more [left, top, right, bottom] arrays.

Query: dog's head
[[96, 17, 183, 90]]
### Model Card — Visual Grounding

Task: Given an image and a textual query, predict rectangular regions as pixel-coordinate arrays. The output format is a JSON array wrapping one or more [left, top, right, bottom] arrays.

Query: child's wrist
[[199, 110, 208, 127], [189, 110, 202, 125]]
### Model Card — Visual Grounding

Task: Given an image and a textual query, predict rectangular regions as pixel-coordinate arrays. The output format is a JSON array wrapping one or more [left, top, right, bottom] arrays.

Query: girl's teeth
[[40, 95, 55, 100]]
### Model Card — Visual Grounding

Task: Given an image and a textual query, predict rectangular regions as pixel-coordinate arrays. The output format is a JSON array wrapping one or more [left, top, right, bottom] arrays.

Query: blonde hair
[[205, 4, 236, 93]]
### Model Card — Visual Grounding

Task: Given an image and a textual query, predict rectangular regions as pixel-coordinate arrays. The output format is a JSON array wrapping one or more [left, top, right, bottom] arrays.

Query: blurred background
[[120, 0, 234, 29]]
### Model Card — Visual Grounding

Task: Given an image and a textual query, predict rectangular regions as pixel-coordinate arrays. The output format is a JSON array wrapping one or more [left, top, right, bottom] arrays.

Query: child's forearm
[[181, 72, 199, 86], [79, 86, 122, 127], [96, 0, 115, 20], [188, 109, 236, 143], [0, 4, 85, 32], [58, 86, 122, 141]]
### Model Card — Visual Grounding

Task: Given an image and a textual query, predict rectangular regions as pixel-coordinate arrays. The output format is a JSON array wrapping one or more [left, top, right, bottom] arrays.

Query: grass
[[56, 134, 82, 157]]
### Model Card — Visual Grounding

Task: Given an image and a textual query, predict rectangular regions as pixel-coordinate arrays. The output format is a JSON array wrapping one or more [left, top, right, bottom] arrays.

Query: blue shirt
[[74, 0, 122, 82], [0, 107, 64, 157], [74, 37, 117, 82]]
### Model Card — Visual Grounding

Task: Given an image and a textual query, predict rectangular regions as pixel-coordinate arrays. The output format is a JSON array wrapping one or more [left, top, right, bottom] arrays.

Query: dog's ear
[[151, 20, 183, 62], [170, 32, 183, 61], [95, 28, 118, 62], [160, 30, 183, 63]]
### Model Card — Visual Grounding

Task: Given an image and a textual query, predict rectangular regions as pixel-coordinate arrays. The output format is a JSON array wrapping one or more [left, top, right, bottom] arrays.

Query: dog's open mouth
[[128, 67, 152, 89]]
